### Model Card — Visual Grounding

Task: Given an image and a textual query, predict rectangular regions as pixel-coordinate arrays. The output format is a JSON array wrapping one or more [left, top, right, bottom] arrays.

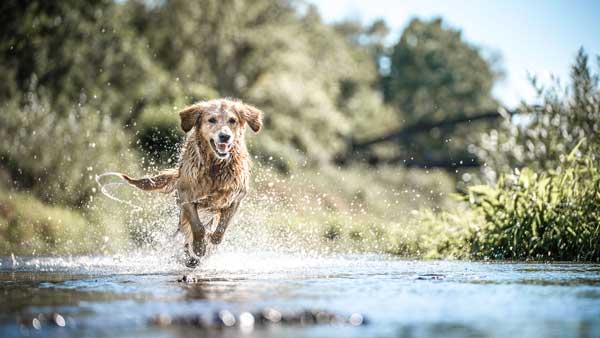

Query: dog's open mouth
[[210, 139, 231, 159]]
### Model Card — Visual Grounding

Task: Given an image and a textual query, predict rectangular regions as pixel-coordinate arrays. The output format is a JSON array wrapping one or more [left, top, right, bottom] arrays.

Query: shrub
[[474, 48, 599, 182], [386, 208, 481, 259], [224, 163, 457, 255], [0, 93, 139, 206], [464, 142, 600, 261], [0, 186, 127, 255]]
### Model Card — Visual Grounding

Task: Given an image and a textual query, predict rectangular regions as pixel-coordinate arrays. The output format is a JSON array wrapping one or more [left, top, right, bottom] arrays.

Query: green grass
[[231, 163, 460, 255], [0, 186, 128, 255]]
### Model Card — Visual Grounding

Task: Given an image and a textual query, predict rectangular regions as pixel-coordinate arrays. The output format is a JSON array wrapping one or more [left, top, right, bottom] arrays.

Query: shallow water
[[1, 252, 599, 338]]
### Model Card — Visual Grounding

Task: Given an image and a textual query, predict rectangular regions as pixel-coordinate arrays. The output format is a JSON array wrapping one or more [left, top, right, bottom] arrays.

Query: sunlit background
[[311, 0, 600, 107], [1, 1, 600, 338], [0, 0, 599, 261]]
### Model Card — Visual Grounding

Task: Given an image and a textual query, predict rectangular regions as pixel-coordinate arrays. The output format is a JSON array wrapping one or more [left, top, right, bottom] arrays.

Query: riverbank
[[2, 151, 598, 262]]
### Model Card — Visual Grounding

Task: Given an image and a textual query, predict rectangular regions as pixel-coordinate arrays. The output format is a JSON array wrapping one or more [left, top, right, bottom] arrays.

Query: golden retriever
[[119, 98, 263, 268]]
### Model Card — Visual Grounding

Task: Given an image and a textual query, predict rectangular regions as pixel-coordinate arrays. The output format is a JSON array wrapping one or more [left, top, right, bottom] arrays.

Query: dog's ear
[[178, 103, 204, 133], [239, 103, 263, 133]]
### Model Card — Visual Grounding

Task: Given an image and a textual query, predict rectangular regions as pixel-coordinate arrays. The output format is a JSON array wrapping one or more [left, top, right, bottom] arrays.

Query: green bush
[[135, 105, 183, 167], [0, 93, 139, 206], [464, 142, 600, 261], [386, 208, 481, 259], [0, 0, 170, 120], [133, 83, 219, 166], [0, 186, 127, 255], [474, 48, 599, 182]]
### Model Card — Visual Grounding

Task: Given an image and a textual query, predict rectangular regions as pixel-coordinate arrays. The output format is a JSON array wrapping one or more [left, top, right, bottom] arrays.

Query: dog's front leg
[[182, 202, 207, 258], [210, 200, 241, 245]]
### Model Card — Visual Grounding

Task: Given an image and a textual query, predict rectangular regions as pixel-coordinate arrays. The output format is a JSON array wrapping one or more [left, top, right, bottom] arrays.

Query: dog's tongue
[[217, 143, 228, 152]]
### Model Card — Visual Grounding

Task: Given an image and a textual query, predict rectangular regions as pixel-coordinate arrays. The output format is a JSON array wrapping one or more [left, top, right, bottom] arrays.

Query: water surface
[[1, 252, 599, 338]]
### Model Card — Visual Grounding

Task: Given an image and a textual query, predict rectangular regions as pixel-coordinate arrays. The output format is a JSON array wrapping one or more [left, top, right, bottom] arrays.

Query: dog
[[119, 98, 263, 268]]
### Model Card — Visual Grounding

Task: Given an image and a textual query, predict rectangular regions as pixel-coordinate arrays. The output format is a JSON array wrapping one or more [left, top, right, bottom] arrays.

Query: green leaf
[[566, 138, 586, 162]]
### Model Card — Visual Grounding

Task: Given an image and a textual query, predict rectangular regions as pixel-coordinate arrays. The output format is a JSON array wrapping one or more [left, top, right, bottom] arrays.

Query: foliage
[[474, 48, 600, 182], [383, 18, 499, 161], [0, 185, 127, 255], [228, 163, 457, 255], [0, 92, 138, 206], [0, 0, 171, 121], [123, 1, 392, 170], [464, 143, 600, 261], [383, 142, 600, 262], [387, 208, 481, 259]]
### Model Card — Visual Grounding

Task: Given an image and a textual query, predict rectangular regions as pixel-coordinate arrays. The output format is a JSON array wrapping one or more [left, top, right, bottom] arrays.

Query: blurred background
[[0, 0, 598, 261]]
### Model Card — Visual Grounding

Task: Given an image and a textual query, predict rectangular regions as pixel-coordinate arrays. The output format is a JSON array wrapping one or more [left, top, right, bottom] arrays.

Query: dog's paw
[[184, 257, 200, 269], [209, 232, 224, 245], [182, 244, 201, 268]]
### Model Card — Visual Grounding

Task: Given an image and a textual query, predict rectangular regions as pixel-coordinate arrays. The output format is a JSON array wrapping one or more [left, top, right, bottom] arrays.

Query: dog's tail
[[121, 168, 179, 194]]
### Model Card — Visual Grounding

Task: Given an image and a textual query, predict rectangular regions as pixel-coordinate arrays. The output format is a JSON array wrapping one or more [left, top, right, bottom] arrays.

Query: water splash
[[46, 162, 451, 275], [95, 172, 144, 211]]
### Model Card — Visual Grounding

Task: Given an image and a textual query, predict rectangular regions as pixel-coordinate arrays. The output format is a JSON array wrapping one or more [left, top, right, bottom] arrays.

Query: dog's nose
[[218, 133, 231, 142]]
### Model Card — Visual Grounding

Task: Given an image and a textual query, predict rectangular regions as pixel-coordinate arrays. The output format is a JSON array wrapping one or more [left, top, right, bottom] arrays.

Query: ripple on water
[[1, 252, 600, 338]]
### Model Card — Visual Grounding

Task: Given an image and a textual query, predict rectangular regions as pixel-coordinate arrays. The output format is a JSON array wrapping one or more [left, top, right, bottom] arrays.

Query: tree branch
[[378, 156, 480, 168], [334, 108, 514, 167], [352, 108, 514, 151]]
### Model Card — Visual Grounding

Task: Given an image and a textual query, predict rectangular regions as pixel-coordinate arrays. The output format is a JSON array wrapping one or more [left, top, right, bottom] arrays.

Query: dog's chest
[[178, 158, 249, 210], [187, 178, 245, 210]]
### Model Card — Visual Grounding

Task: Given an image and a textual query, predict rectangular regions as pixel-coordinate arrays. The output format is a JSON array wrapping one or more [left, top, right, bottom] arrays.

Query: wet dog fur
[[120, 98, 262, 267]]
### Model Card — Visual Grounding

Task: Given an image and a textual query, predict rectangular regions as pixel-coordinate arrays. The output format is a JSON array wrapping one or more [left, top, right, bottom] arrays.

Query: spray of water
[[80, 167, 333, 275], [95, 172, 144, 211], [20, 161, 447, 275]]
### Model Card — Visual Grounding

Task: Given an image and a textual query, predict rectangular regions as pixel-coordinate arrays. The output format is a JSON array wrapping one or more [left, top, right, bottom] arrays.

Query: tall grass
[[0, 186, 129, 255], [0, 93, 140, 255]]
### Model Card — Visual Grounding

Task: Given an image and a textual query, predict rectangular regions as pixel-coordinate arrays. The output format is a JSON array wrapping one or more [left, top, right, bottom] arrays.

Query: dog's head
[[178, 99, 263, 160]]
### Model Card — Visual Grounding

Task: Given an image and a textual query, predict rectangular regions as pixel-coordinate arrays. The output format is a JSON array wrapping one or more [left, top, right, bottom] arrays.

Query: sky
[[308, 0, 600, 108]]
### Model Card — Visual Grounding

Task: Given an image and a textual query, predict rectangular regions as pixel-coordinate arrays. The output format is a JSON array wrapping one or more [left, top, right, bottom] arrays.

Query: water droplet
[[53, 314, 66, 327], [239, 312, 254, 332], [219, 310, 236, 326], [349, 313, 363, 326]]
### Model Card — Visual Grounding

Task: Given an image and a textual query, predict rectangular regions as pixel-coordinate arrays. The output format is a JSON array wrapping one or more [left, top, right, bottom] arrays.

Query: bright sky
[[308, 0, 600, 108]]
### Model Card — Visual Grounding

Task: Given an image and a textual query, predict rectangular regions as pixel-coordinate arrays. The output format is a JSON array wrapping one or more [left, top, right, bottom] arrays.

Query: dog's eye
[[208, 118, 217, 124], [228, 118, 237, 125]]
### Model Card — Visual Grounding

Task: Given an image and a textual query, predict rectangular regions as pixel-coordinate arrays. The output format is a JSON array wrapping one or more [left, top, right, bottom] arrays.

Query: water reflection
[[1, 252, 599, 338]]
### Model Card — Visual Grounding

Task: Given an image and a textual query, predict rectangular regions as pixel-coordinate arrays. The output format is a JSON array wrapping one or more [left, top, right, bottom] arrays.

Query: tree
[[0, 0, 167, 121], [126, 1, 392, 170], [382, 18, 499, 164]]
